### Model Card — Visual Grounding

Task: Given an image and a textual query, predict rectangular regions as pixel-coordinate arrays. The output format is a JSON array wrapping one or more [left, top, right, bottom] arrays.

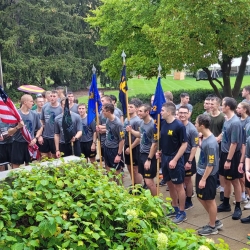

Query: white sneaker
[[244, 202, 250, 210], [233, 198, 248, 204]]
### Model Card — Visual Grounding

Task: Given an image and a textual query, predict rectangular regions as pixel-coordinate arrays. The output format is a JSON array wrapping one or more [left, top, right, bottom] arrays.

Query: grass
[[78, 75, 250, 103]]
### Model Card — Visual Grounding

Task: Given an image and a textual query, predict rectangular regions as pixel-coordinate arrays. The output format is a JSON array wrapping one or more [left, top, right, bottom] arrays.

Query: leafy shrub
[[0, 159, 230, 249], [191, 102, 205, 123]]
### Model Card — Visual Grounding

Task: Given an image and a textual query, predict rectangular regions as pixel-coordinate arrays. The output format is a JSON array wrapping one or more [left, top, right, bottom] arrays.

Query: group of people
[[2, 85, 250, 237]]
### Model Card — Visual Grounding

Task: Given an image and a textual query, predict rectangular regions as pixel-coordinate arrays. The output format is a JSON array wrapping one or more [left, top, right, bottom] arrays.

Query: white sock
[[242, 192, 246, 199], [220, 187, 224, 192]]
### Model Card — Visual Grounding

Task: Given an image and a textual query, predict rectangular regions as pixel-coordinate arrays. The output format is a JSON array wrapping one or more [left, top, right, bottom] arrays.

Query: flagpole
[[92, 65, 102, 168], [156, 64, 162, 196], [122, 51, 135, 188]]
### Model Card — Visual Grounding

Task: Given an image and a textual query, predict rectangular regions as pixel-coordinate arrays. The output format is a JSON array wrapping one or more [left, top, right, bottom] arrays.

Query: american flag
[[0, 86, 39, 160]]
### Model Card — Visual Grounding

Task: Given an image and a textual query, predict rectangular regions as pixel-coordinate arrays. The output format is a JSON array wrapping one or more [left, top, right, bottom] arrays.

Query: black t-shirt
[[160, 119, 187, 156]]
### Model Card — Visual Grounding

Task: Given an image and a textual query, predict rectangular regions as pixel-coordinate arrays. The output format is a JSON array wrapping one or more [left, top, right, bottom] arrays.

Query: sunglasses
[[36, 94, 43, 98]]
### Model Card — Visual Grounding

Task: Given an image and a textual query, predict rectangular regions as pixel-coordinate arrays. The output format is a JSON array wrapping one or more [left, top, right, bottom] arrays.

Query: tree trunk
[[220, 56, 232, 97], [203, 67, 222, 98], [232, 52, 249, 98]]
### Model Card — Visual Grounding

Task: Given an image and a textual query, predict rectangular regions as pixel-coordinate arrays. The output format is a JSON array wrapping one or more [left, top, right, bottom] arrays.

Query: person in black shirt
[[156, 102, 187, 224]]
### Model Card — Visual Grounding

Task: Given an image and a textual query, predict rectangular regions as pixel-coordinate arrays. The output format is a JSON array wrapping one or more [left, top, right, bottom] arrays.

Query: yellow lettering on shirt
[[208, 155, 214, 164], [168, 130, 173, 136]]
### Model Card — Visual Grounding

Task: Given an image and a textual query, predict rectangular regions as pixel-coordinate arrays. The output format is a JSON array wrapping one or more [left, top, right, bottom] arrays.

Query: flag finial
[[92, 65, 96, 74], [121, 50, 126, 64], [158, 64, 162, 77]]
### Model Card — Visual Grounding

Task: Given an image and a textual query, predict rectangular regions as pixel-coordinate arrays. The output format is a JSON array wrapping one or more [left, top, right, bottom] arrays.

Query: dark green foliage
[[0, 0, 105, 90], [0, 159, 229, 249]]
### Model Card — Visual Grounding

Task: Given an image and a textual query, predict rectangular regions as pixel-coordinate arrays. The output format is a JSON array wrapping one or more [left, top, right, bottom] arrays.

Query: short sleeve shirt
[[123, 115, 141, 146], [221, 115, 242, 153], [160, 119, 187, 156], [54, 112, 82, 143], [41, 104, 62, 139], [185, 122, 199, 153], [13, 110, 42, 142], [197, 134, 219, 176], [0, 121, 13, 144], [139, 119, 156, 154], [105, 116, 124, 148], [79, 115, 96, 143]]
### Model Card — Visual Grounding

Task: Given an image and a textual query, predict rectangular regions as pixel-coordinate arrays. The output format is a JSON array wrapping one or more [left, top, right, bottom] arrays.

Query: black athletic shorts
[[161, 154, 185, 184], [0, 143, 12, 164], [11, 141, 31, 165], [184, 153, 196, 177], [104, 146, 124, 170], [59, 140, 81, 157], [80, 141, 97, 159], [219, 151, 243, 180], [196, 173, 217, 200], [124, 145, 139, 166], [39, 138, 56, 154], [138, 153, 157, 179]]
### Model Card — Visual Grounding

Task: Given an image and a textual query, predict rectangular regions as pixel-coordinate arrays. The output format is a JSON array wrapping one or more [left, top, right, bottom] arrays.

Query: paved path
[[123, 170, 250, 250]]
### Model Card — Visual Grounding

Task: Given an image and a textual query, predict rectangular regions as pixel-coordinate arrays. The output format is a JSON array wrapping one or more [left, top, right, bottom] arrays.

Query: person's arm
[[114, 139, 125, 163], [224, 143, 237, 169], [54, 134, 60, 158], [126, 125, 141, 138], [198, 166, 214, 189], [8, 121, 24, 136], [144, 142, 157, 170], [120, 116, 124, 124], [238, 144, 246, 173], [169, 142, 187, 169], [185, 146, 198, 170]]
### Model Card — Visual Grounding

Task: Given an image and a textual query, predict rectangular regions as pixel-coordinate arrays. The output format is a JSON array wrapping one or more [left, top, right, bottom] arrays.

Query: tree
[[87, 0, 250, 98], [0, 0, 105, 90]]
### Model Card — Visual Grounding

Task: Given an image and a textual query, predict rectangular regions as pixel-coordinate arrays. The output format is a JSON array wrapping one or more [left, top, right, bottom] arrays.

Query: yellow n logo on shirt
[[168, 130, 173, 136], [209, 155, 214, 163]]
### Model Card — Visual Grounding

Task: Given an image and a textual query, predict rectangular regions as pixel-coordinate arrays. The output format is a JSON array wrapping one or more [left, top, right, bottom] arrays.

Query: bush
[[0, 159, 230, 250]]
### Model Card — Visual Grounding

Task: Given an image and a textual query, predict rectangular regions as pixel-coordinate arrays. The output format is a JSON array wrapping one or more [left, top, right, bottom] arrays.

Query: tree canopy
[[87, 0, 250, 97], [0, 0, 105, 90]]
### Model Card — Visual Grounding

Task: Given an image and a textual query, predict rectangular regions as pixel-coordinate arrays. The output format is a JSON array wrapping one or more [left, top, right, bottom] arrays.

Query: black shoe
[[220, 192, 224, 201], [217, 203, 231, 212], [232, 207, 242, 220], [143, 183, 148, 189], [159, 180, 167, 186], [241, 215, 250, 224]]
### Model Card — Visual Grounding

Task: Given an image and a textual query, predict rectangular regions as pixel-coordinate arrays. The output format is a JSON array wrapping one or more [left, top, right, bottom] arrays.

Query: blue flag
[[150, 77, 166, 136], [87, 73, 102, 125], [119, 65, 128, 115]]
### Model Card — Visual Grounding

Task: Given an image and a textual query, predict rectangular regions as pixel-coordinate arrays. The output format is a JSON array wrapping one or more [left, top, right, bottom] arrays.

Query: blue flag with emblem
[[119, 65, 128, 116], [150, 77, 166, 134], [87, 73, 102, 125]]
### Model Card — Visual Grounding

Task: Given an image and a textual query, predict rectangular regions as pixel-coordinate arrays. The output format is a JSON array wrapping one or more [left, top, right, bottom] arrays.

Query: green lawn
[[78, 75, 250, 103]]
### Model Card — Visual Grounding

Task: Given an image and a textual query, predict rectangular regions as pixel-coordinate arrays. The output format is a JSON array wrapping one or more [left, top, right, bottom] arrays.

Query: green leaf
[[0, 221, 4, 230], [26, 203, 33, 210], [11, 243, 25, 250], [92, 233, 100, 240]]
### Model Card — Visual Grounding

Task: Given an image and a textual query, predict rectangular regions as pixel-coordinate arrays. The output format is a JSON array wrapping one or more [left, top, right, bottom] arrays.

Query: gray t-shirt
[[123, 115, 141, 146], [54, 112, 82, 143], [13, 110, 42, 143], [176, 103, 193, 112], [105, 116, 124, 148], [185, 122, 199, 153], [41, 104, 63, 139], [241, 116, 250, 144], [245, 122, 250, 143], [33, 110, 42, 120], [139, 118, 156, 154], [99, 111, 107, 146], [0, 121, 13, 144], [70, 103, 79, 114], [79, 116, 96, 143], [221, 115, 242, 153], [242, 99, 250, 104], [197, 134, 219, 176], [246, 136, 250, 158], [114, 107, 123, 119]]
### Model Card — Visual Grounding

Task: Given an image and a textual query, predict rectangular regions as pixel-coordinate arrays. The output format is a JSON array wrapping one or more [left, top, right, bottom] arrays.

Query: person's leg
[[12, 164, 20, 169], [174, 183, 186, 211], [184, 176, 193, 196], [205, 200, 217, 227], [167, 180, 178, 206], [145, 178, 157, 196]]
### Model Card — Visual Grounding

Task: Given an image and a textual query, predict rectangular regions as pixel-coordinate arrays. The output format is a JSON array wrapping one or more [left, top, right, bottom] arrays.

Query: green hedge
[[0, 159, 230, 250]]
